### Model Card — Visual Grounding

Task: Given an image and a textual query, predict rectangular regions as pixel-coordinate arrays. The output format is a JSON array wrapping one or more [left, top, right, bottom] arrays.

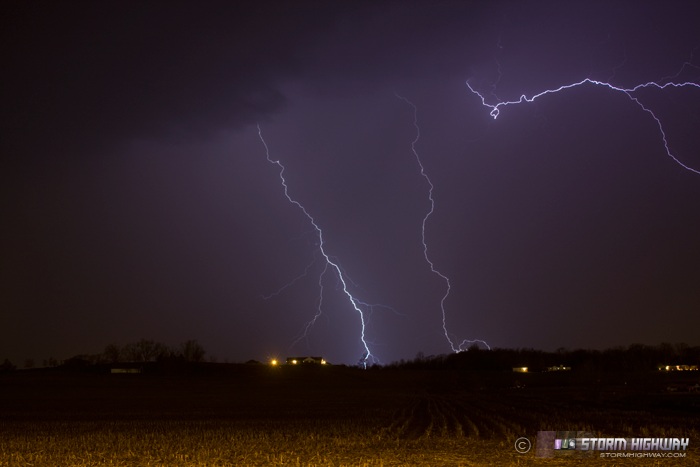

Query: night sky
[[3, 1, 700, 366]]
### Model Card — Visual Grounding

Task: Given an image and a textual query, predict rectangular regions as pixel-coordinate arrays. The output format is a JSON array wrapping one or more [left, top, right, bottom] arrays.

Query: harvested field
[[1, 366, 698, 465]]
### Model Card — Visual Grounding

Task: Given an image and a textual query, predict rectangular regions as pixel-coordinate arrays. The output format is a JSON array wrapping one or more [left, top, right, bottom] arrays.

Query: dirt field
[[1, 365, 698, 466]]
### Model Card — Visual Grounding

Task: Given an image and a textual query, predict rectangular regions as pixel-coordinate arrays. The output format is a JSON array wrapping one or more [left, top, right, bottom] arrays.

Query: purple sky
[[3, 1, 700, 365]]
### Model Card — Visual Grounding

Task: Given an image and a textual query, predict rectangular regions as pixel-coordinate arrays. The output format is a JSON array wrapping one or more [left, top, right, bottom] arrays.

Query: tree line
[[0, 339, 207, 372], [100, 339, 206, 364], [381, 342, 700, 372]]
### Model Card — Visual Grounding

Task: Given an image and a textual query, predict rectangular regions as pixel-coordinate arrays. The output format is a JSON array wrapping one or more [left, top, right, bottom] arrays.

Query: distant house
[[110, 363, 143, 374], [286, 356, 327, 365], [110, 367, 142, 374], [547, 365, 571, 372], [512, 367, 528, 373], [667, 383, 700, 393], [658, 364, 699, 372]]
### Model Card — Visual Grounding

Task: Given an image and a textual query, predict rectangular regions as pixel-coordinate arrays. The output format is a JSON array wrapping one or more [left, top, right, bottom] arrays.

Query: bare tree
[[180, 339, 205, 362], [121, 343, 139, 362], [103, 344, 121, 363], [134, 339, 159, 362]]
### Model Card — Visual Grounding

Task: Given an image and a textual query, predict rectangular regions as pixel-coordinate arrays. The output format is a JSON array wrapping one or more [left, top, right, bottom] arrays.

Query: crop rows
[[2, 370, 698, 465]]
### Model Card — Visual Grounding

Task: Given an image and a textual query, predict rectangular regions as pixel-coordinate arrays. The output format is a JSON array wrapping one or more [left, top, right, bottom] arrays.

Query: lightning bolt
[[256, 124, 373, 367], [466, 75, 700, 175], [261, 252, 318, 300], [395, 94, 490, 352], [288, 261, 330, 352]]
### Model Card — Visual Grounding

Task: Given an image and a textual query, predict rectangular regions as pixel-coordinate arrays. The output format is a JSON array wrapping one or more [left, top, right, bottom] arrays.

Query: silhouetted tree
[[62, 355, 91, 370], [133, 339, 168, 362], [658, 342, 676, 362], [121, 343, 140, 362], [103, 343, 121, 363], [180, 339, 205, 362]]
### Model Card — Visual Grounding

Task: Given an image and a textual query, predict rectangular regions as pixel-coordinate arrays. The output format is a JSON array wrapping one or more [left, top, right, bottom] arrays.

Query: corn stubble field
[[1, 365, 698, 466]]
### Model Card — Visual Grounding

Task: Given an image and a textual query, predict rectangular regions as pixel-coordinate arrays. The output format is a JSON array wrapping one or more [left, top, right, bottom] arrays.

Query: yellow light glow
[[270, 359, 278, 366], [292, 359, 298, 365], [321, 359, 327, 365]]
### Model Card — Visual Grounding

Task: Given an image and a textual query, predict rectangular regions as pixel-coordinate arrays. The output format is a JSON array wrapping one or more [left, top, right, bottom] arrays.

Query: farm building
[[658, 364, 698, 371], [110, 367, 142, 374], [547, 365, 571, 372], [286, 356, 327, 365]]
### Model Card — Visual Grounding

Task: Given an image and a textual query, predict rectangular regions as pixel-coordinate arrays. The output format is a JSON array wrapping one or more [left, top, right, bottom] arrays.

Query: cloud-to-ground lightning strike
[[396, 94, 490, 353], [466, 75, 700, 175], [256, 124, 373, 367]]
